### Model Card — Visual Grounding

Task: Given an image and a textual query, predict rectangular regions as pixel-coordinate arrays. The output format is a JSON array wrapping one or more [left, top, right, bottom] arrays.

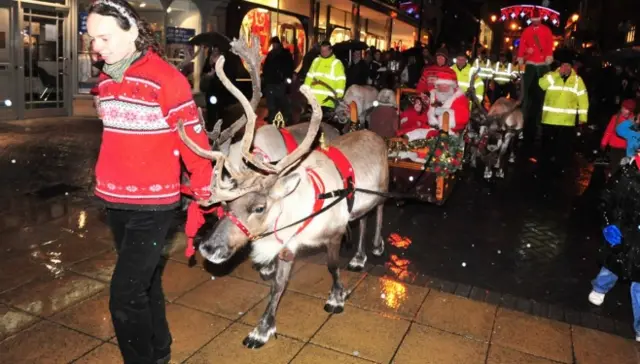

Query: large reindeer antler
[[178, 35, 262, 204], [240, 85, 322, 174], [197, 84, 323, 203], [212, 35, 263, 147]]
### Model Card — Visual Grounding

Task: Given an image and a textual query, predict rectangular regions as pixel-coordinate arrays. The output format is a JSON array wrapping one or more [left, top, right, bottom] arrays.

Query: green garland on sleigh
[[387, 134, 465, 177]]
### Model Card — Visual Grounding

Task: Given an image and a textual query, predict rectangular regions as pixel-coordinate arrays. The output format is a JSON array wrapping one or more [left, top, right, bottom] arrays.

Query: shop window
[[390, 19, 415, 51], [244, 0, 310, 17], [329, 27, 350, 45], [166, 0, 201, 89], [240, 8, 306, 71], [318, 4, 328, 31], [329, 7, 349, 28]]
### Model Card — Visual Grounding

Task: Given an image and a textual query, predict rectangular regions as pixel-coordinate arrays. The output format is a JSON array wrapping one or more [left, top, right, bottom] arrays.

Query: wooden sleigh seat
[[387, 105, 462, 205]]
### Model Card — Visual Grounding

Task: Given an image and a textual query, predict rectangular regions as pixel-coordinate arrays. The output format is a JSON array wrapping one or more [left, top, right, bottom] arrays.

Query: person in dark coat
[[200, 46, 235, 129], [346, 50, 369, 88], [263, 36, 294, 125], [588, 149, 640, 342], [298, 43, 319, 82]]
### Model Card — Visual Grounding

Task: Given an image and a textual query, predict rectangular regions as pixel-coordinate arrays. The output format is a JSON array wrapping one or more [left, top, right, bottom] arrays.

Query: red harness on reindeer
[[182, 128, 355, 259]]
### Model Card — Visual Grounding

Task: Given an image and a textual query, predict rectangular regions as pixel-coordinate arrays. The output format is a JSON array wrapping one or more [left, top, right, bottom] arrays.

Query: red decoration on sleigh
[[499, 5, 561, 27]]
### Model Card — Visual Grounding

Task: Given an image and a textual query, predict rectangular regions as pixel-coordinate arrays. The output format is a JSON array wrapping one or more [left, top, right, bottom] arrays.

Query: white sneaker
[[588, 290, 605, 306]]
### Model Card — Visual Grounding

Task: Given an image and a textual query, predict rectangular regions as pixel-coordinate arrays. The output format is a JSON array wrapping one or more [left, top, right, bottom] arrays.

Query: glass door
[[0, 2, 18, 120], [21, 6, 70, 118]]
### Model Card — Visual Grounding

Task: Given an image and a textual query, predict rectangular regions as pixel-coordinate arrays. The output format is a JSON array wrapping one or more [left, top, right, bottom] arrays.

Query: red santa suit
[[516, 9, 554, 66], [404, 68, 470, 141], [397, 100, 434, 138]]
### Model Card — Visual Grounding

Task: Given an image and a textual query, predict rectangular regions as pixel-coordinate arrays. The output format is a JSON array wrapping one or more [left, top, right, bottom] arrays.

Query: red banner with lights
[[500, 5, 560, 27]]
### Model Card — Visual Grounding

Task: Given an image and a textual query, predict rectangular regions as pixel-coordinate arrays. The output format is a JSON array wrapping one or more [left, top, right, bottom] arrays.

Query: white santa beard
[[435, 90, 454, 102]]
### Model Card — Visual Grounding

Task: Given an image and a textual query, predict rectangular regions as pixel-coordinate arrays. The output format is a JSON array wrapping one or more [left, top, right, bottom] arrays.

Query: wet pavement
[[0, 117, 639, 363]]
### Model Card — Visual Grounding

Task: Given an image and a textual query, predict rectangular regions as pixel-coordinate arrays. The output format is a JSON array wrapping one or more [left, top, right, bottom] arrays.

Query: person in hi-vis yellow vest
[[452, 51, 483, 109], [304, 41, 346, 110]]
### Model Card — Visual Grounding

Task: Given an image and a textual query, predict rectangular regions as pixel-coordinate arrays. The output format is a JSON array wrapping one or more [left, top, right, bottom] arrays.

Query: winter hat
[[434, 67, 458, 87], [270, 36, 281, 45], [622, 99, 637, 112], [435, 47, 449, 60]]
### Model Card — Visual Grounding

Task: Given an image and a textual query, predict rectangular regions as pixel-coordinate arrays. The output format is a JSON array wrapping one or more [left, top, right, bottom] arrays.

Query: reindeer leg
[[347, 218, 367, 271], [243, 258, 293, 349], [484, 165, 493, 179], [372, 204, 385, 257], [325, 236, 348, 314], [258, 260, 276, 281], [470, 147, 478, 168]]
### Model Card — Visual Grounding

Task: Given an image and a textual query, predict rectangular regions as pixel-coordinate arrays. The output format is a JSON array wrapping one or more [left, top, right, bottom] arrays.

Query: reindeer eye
[[253, 206, 265, 214]]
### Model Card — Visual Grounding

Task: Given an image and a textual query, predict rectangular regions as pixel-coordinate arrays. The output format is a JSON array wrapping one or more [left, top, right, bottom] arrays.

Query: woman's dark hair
[[88, 0, 163, 56]]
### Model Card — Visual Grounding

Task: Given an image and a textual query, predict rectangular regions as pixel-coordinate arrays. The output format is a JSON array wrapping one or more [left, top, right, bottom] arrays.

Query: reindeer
[[318, 83, 380, 129], [178, 39, 389, 349], [465, 69, 523, 179], [476, 97, 523, 178]]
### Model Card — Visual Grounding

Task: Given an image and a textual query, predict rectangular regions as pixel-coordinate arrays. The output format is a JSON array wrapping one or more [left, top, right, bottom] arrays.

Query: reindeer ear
[[269, 173, 301, 200]]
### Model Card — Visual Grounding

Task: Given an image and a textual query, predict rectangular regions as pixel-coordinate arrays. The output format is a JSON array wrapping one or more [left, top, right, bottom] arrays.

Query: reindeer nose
[[201, 244, 214, 255]]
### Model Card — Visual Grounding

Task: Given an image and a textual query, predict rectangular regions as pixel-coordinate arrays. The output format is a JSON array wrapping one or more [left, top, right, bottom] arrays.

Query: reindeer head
[[180, 50, 323, 264]]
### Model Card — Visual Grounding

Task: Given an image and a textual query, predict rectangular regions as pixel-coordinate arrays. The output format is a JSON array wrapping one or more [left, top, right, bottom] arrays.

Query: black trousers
[[107, 209, 175, 364], [265, 83, 292, 125], [522, 64, 550, 152], [540, 124, 576, 177]]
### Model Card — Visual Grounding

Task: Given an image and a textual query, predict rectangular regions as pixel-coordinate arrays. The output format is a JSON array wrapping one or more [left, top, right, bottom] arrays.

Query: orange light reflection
[[378, 277, 407, 309], [387, 233, 413, 249], [385, 254, 415, 282]]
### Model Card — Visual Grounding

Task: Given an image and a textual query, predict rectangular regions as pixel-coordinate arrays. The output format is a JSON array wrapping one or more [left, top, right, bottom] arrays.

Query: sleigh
[[383, 88, 466, 205]]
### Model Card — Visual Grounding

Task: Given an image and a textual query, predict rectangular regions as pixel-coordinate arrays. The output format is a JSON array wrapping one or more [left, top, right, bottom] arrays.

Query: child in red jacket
[[601, 99, 636, 170], [397, 97, 437, 140]]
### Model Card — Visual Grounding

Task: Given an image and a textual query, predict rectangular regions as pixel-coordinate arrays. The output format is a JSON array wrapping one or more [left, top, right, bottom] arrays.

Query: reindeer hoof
[[347, 256, 367, 271], [242, 327, 276, 349], [372, 246, 384, 257], [484, 170, 493, 179], [509, 155, 516, 164], [258, 262, 276, 281], [496, 169, 505, 179], [324, 303, 345, 314]]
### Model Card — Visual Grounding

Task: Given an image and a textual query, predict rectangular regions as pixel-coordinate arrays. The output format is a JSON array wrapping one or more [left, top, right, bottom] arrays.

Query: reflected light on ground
[[77, 210, 87, 230], [387, 233, 412, 249], [385, 254, 414, 282], [378, 276, 407, 309]]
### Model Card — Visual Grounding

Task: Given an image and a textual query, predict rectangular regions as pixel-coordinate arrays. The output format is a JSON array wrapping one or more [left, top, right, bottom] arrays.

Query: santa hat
[[531, 7, 541, 21], [434, 67, 458, 87]]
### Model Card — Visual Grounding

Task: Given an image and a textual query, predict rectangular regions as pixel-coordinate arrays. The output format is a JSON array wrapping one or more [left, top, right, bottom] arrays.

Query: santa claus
[[401, 68, 471, 141]]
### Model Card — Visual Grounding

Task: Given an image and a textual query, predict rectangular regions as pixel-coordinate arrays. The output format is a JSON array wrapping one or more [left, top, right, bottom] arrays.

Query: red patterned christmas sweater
[[94, 51, 212, 210]]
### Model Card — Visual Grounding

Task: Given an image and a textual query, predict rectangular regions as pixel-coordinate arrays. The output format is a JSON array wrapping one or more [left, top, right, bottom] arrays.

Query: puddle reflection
[[378, 276, 407, 310]]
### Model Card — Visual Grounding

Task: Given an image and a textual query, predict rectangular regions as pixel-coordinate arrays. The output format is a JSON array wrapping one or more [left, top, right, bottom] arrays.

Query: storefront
[[390, 18, 415, 51], [228, 0, 310, 71], [0, 0, 208, 120], [359, 5, 388, 50]]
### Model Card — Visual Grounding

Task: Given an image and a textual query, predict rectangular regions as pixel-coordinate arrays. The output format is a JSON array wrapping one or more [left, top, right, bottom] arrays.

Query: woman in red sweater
[[601, 99, 636, 171], [87, 1, 212, 363]]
